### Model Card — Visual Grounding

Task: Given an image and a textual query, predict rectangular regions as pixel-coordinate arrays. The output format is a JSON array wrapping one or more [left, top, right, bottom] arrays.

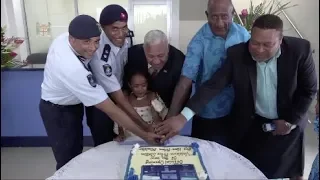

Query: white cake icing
[[131, 143, 140, 155], [198, 171, 208, 180]]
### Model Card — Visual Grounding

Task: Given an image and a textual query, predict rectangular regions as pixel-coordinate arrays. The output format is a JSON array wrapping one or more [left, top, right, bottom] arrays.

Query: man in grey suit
[[156, 14, 318, 179]]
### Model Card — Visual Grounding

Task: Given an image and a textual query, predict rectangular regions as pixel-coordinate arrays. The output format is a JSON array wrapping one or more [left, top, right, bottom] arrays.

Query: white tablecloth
[[47, 135, 267, 179]]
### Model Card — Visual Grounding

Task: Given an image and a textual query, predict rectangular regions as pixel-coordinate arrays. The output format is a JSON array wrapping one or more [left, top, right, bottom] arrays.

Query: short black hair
[[127, 68, 150, 85], [252, 14, 283, 32]]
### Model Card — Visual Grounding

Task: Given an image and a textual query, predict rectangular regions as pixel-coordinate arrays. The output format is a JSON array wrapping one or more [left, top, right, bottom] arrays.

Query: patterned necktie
[[151, 70, 158, 78], [148, 64, 158, 78]]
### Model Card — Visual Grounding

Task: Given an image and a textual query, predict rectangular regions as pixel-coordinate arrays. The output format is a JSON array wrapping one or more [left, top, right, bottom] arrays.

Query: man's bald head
[[206, 0, 234, 38]]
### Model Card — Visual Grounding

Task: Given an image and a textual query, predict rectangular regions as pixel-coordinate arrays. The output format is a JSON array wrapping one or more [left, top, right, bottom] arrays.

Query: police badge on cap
[[103, 64, 112, 77], [120, 12, 126, 20], [87, 74, 97, 87]]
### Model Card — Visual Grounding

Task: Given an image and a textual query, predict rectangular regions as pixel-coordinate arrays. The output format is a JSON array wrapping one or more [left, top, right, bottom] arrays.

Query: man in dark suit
[[156, 14, 318, 179], [123, 30, 186, 108]]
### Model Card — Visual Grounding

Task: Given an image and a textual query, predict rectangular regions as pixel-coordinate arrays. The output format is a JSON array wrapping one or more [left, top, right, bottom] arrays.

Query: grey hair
[[143, 30, 168, 47], [207, 0, 234, 13]]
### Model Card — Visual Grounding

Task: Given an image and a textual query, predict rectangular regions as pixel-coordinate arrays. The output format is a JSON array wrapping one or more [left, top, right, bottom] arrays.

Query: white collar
[[68, 42, 80, 56], [67, 37, 94, 63]]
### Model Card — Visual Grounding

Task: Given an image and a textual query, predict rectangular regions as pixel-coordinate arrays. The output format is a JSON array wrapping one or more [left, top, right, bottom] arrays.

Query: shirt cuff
[[180, 107, 195, 121]]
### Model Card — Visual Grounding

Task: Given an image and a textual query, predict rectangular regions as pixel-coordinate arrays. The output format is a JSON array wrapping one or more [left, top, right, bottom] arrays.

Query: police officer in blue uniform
[[87, 5, 151, 147], [39, 15, 161, 170]]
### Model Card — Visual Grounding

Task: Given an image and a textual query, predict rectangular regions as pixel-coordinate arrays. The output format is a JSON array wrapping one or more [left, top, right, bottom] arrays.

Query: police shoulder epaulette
[[101, 44, 111, 62]]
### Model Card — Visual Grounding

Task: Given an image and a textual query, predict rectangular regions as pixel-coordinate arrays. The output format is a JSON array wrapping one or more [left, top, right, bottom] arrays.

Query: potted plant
[[1, 26, 26, 69], [233, 0, 297, 32]]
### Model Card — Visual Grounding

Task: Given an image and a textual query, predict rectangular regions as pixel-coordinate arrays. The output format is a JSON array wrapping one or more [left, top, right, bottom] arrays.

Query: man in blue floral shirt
[[157, 0, 250, 146]]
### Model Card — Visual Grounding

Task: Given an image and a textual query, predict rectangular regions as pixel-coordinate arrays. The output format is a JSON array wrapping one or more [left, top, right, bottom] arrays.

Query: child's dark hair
[[127, 69, 150, 85]]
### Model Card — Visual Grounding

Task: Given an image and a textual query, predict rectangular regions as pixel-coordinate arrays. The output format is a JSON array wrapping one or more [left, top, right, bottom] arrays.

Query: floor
[[1, 122, 318, 179]]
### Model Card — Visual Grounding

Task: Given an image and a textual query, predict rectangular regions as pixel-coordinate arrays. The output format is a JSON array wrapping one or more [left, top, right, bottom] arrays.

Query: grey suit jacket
[[187, 36, 318, 137]]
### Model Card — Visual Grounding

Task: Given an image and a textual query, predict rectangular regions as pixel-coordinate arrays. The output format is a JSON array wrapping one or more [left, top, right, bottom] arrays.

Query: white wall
[[284, 0, 319, 80], [233, 0, 263, 13], [178, 0, 207, 53], [1, 0, 8, 27], [284, 0, 319, 115], [179, 21, 206, 53]]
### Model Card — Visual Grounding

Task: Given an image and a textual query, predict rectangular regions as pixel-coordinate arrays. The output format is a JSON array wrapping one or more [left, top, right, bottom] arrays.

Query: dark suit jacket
[[123, 44, 185, 107], [187, 36, 318, 138]]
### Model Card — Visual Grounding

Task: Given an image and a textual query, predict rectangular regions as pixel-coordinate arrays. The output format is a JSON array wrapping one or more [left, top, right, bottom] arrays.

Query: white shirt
[[41, 32, 108, 106], [89, 33, 130, 93]]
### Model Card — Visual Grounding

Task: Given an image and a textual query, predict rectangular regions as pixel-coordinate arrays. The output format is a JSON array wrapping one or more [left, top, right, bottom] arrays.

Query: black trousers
[[237, 114, 304, 179], [85, 106, 115, 147], [191, 115, 230, 147], [39, 99, 84, 170]]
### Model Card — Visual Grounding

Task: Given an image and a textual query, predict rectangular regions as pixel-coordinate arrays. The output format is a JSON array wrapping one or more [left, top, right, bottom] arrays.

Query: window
[[132, 4, 169, 44], [21, 0, 177, 56], [77, 0, 129, 21]]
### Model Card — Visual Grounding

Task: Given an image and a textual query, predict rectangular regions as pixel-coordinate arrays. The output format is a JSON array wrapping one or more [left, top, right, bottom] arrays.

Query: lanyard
[[76, 55, 92, 72], [68, 44, 92, 72]]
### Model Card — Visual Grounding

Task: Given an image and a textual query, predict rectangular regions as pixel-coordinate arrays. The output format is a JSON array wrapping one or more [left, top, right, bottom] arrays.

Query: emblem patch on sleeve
[[103, 64, 112, 77], [101, 44, 111, 62], [87, 74, 97, 87]]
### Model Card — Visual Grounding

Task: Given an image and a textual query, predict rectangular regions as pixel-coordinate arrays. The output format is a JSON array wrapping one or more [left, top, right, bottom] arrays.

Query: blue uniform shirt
[[182, 22, 250, 119]]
